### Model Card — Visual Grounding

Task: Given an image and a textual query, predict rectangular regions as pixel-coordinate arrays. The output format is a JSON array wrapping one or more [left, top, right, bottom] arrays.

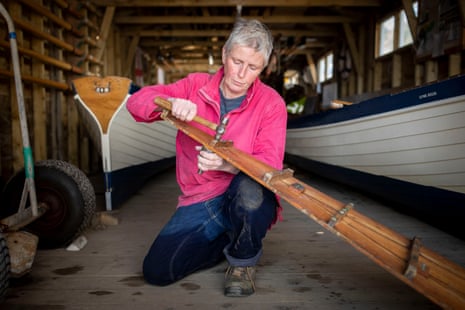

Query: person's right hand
[[168, 98, 197, 122]]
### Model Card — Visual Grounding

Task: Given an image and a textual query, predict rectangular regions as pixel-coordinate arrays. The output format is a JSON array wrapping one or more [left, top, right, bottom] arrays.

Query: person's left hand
[[196, 146, 239, 174]]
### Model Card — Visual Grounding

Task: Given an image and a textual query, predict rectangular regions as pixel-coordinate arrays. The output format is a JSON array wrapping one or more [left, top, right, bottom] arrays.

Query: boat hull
[[286, 75, 465, 238], [72, 76, 177, 210]]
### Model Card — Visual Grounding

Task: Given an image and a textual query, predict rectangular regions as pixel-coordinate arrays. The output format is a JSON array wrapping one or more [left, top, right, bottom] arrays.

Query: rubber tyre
[[35, 160, 96, 236], [0, 160, 96, 249], [0, 232, 10, 303]]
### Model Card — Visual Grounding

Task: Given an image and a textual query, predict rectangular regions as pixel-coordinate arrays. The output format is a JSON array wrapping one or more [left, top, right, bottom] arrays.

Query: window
[[377, 1, 418, 57], [379, 16, 395, 56], [318, 52, 334, 83], [326, 53, 333, 80]]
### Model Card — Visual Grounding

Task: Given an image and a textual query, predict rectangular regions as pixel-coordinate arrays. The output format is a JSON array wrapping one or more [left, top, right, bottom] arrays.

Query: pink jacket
[[126, 67, 287, 209]]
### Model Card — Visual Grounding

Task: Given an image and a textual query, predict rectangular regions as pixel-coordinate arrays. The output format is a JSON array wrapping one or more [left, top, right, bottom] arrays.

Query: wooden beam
[[124, 36, 140, 77], [123, 29, 338, 38], [18, 0, 76, 33], [392, 54, 401, 88], [0, 69, 70, 90], [12, 16, 83, 55], [31, 4, 47, 162], [305, 52, 317, 85], [449, 53, 461, 76], [356, 23, 366, 94], [92, 0, 382, 7], [140, 40, 222, 48], [342, 23, 361, 75], [458, 0, 465, 26], [401, 0, 417, 38], [425, 60, 437, 83], [96, 6, 116, 61], [115, 15, 359, 24], [0, 41, 83, 74]]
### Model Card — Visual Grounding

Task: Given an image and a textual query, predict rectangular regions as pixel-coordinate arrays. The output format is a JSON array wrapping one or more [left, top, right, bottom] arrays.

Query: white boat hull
[[286, 75, 465, 238], [72, 76, 177, 210]]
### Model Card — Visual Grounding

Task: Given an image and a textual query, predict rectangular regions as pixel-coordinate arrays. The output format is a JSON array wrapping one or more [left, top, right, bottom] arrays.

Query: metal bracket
[[263, 168, 294, 184], [209, 140, 233, 147], [404, 237, 423, 280], [328, 203, 354, 228]]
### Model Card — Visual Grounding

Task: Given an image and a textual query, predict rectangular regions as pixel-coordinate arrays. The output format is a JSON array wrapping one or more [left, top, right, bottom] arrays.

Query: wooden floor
[[3, 166, 465, 310]]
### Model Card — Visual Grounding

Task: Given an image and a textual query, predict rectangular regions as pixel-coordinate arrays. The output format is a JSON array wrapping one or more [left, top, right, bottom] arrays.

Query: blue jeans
[[143, 172, 277, 286]]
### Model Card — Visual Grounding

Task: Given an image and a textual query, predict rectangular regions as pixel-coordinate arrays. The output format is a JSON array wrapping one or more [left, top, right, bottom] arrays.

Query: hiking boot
[[224, 266, 256, 297]]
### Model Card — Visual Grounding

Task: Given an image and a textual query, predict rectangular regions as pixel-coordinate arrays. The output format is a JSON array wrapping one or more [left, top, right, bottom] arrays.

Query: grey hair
[[223, 18, 274, 67]]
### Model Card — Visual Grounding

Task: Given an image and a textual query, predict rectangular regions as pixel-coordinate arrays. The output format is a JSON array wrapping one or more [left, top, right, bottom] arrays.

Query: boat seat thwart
[[155, 96, 465, 310]]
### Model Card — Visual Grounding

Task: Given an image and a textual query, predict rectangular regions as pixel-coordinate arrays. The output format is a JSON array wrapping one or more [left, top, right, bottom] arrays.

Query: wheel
[[35, 160, 96, 236], [0, 160, 96, 249], [0, 232, 10, 302]]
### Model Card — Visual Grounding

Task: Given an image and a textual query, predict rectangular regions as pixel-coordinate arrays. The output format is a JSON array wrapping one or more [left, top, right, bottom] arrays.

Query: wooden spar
[[0, 41, 83, 74], [12, 16, 84, 56], [154, 96, 465, 310], [0, 69, 69, 91]]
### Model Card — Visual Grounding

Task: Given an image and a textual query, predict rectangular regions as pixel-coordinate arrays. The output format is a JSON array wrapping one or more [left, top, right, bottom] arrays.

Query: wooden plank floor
[[3, 166, 465, 310]]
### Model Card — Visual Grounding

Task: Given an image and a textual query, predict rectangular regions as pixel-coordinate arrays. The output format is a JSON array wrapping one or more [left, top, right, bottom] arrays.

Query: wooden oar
[[154, 96, 465, 310]]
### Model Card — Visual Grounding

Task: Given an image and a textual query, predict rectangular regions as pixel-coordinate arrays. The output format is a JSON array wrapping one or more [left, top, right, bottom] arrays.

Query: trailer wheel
[[0, 232, 10, 302], [35, 160, 96, 236], [0, 160, 96, 249]]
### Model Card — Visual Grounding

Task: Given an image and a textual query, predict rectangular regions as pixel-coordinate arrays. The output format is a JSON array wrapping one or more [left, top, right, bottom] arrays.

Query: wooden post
[[392, 54, 402, 88], [402, 0, 417, 38], [31, 0, 47, 162], [357, 24, 366, 94], [305, 52, 317, 86], [343, 23, 361, 76], [53, 2, 65, 160], [114, 28, 123, 76], [9, 2, 23, 173], [124, 35, 140, 77], [415, 64, 423, 86], [449, 53, 461, 76], [373, 62, 382, 91], [425, 60, 437, 83], [96, 6, 115, 61]]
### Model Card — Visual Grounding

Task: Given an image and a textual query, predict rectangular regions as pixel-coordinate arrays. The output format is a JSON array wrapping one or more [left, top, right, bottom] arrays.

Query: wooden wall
[[0, 0, 125, 184]]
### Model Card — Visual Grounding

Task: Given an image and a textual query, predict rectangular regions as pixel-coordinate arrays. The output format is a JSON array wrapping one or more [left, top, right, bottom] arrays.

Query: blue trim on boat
[[106, 157, 176, 209], [129, 83, 141, 95], [288, 75, 465, 129], [285, 153, 465, 240]]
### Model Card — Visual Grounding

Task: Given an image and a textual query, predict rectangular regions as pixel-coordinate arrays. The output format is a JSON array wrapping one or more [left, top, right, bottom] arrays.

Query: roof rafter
[[115, 15, 359, 24], [93, 0, 381, 7]]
